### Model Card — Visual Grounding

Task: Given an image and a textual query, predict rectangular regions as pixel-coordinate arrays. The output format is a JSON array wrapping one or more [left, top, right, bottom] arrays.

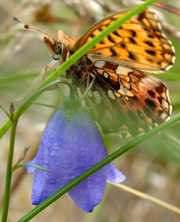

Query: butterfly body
[[44, 9, 175, 136]]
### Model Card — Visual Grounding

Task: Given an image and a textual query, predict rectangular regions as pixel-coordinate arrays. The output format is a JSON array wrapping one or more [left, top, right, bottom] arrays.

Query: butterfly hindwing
[[74, 54, 171, 135]]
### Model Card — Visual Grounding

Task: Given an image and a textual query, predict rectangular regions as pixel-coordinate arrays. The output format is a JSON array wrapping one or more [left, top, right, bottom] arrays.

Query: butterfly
[[15, 9, 175, 136]]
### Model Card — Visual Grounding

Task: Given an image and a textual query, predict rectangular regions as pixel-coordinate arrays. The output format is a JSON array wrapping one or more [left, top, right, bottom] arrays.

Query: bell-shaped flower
[[26, 109, 125, 212]]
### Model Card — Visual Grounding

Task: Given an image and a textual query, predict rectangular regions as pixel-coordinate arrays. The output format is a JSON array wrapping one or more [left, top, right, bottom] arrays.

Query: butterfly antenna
[[13, 16, 56, 42]]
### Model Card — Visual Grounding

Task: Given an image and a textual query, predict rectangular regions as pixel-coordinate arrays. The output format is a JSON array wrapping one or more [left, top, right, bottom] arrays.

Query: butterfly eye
[[52, 42, 65, 60], [54, 42, 63, 55]]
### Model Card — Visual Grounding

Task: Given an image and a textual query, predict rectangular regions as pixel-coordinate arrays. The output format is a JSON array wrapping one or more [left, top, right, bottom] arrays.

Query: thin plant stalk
[[1, 80, 60, 222], [109, 182, 180, 215], [1, 119, 18, 222]]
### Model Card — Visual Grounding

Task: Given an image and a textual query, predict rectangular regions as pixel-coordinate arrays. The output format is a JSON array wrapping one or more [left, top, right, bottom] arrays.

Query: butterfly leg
[[43, 64, 56, 81]]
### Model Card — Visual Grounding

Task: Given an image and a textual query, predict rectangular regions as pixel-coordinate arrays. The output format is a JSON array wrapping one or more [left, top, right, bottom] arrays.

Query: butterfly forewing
[[73, 9, 175, 72]]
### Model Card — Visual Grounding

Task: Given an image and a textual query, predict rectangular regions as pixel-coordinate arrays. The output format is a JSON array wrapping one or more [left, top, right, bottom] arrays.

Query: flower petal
[[69, 169, 107, 212], [106, 163, 126, 183], [26, 109, 125, 211]]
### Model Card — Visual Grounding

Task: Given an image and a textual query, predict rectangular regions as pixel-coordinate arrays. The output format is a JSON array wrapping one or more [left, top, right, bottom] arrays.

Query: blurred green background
[[0, 0, 180, 221]]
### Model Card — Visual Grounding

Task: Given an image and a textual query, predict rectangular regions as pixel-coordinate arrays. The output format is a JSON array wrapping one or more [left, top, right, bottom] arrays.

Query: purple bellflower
[[26, 109, 125, 212]]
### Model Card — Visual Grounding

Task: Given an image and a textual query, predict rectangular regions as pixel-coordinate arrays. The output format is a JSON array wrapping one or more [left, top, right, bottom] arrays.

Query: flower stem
[[1, 119, 18, 222], [0, 80, 60, 222]]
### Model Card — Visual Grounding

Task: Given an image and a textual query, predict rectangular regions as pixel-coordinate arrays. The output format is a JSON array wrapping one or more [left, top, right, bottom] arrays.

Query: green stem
[[1, 120, 18, 222], [0, 0, 158, 139], [0, 80, 60, 222], [17, 114, 180, 222]]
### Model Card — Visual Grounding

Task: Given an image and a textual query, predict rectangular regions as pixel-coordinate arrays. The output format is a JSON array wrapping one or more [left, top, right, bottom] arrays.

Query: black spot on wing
[[147, 90, 156, 98], [129, 52, 136, 60], [155, 86, 164, 94], [145, 50, 156, 56], [157, 61, 162, 66], [113, 30, 120, 37], [131, 30, 137, 37], [129, 37, 136, 44], [147, 34, 154, 39], [144, 40, 155, 47], [120, 43, 126, 48], [157, 96, 162, 104], [107, 35, 116, 43], [146, 58, 153, 63], [145, 98, 156, 110], [99, 40, 104, 44], [110, 48, 117, 57]]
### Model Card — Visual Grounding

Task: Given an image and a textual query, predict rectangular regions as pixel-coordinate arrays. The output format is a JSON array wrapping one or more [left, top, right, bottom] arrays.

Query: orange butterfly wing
[[73, 9, 175, 72]]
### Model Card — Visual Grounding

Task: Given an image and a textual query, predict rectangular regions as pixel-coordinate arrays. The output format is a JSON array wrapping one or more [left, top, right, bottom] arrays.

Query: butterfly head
[[44, 37, 66, 61], [13, 16, 68, 62]]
